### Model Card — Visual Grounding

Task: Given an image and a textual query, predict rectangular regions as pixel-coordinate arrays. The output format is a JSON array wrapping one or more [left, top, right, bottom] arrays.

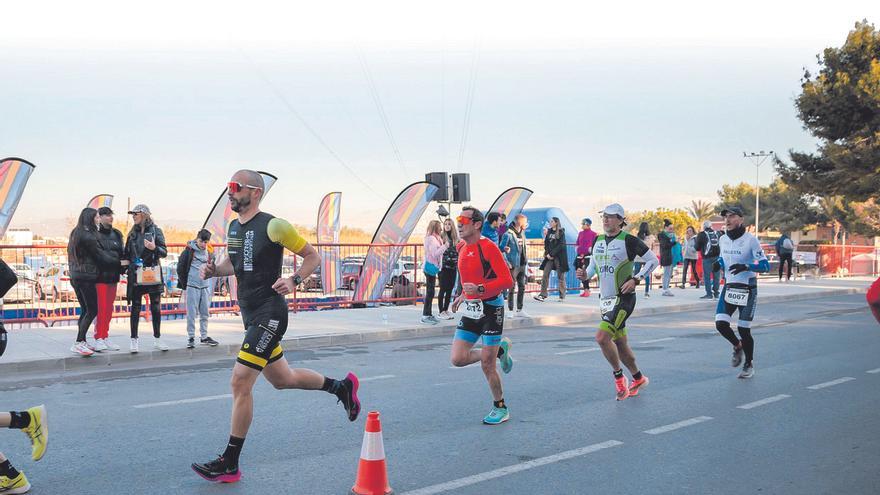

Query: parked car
[[281, 265, 321, 291], [35, 265, 75, 302], [162, 262, 182, 297], [11, 263, 36, 282], [2, 265, 37, 303], [341, 263, 361, 290], [526, 259, 541, 283]]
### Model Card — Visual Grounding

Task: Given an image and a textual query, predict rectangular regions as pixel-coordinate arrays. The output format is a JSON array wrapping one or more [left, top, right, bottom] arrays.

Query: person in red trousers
[[94, 207, 126, 351]]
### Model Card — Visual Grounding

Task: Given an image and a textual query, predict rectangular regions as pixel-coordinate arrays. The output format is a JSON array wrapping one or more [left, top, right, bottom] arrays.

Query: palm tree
[[686, 200, 715, 223]]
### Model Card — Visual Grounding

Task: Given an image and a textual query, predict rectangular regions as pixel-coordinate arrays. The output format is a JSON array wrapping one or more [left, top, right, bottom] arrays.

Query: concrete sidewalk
[[0, 277, 873, 374]]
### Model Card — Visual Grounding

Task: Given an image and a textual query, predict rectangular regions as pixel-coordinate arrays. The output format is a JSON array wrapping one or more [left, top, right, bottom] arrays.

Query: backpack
[[704, 231, 720, 257]]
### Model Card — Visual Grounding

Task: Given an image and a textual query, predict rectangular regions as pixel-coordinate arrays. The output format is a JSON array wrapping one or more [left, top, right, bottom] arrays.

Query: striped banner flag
[[354, 181, 439, 302], [87, 194, 114, 209], [317, 192, 342, 294], [487, 187, 533, 221], [0, 157, 36, 237]]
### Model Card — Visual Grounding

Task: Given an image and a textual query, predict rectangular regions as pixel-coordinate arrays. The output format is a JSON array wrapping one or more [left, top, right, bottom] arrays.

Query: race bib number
[[724, 287, 750, 306], [463, 299, 484, 319], [599, 296, 618, 314]]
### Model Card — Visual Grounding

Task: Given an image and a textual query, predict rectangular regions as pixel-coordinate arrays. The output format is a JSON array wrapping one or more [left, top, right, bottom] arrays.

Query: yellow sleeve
[[267, 218, 308, 253]]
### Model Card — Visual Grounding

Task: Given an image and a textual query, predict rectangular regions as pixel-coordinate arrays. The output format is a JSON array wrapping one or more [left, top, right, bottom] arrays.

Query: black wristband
[[292, 274, 303, 286]]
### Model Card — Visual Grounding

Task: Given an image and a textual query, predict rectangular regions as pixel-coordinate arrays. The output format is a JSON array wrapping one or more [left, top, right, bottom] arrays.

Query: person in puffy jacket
[[437, 217, 459, 320], [68, 207, 120, 356], [123, 204, 168, 353], [94, 207, 125, 351]]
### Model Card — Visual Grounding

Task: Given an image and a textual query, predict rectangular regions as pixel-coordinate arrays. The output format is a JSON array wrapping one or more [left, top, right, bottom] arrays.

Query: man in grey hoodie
[[177, 229, 219, 348]]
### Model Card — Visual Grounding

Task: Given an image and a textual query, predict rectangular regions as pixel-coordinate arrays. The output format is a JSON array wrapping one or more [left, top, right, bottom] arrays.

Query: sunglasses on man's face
[[227, 181, 262, 194], [456, 215, 473, 225]]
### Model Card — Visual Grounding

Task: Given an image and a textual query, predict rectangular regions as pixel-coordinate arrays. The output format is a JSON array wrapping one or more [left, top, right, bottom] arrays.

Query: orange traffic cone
[[352, 411, 393, 495]]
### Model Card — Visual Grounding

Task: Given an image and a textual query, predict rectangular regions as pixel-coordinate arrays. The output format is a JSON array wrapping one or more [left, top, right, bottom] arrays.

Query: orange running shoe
[[615, 376, 629, 401], [628, 375, 650, 397]]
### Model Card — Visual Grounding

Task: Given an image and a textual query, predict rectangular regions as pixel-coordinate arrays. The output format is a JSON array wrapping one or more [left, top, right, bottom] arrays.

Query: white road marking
[[737, 394, 791, 410], [555, 348, 601, 355], [400, 440, 623, 495], [807, 377, 856, 390], [640, 337, 676, 344], [866, 368, 880, 374], [360, 375, 396, 382], [133, 394, 232, 409], [644, 416, 713, 435]]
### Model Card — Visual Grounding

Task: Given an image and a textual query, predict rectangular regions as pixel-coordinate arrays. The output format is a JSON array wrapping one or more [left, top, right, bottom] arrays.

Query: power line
[[236, 47, 386, 201], [355, 45, 406, 175], [457, 37, 483, 173]]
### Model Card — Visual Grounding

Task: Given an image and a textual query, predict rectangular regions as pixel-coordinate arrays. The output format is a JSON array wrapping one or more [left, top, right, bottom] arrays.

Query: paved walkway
[[0, 277, 873, 373]]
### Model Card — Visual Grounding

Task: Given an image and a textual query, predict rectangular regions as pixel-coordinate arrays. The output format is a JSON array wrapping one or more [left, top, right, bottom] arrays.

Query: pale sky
[[1, 0, 876, 235]]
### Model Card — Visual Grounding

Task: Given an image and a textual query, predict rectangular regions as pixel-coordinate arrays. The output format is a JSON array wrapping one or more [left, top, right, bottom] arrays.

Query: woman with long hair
[[535, 216, 569, 302], [634, 222, 655, 297], [421, 219, 448, 324], [682, 225, 700, 289], [123, 204, 168, 352], [68, 207, 119, 356], [437, 217, 459, 320]]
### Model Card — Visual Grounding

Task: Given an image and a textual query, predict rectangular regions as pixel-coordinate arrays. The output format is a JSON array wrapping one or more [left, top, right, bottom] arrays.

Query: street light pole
[[742, 151, 774, 235]]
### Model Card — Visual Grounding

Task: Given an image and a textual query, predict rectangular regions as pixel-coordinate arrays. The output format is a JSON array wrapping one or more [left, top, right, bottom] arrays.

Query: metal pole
[[742, 151, 773, 236], [755, 164, 760, 234]]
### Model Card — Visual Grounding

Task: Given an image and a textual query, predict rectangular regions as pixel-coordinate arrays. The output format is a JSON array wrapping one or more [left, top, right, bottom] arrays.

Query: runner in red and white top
[[449, 206, 515, 425]]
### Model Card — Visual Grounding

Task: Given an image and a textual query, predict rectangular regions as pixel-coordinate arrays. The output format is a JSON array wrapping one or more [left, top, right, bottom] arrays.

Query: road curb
[[0, 287, 867, 374]]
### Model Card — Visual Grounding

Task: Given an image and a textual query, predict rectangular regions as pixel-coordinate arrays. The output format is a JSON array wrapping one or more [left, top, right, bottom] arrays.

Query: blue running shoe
[[498, 337, 513, 374], [482, 407, 510, 425]]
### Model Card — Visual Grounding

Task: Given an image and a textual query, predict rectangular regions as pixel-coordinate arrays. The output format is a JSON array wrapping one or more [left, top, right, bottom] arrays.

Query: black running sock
[[321, 377, 342, 395], [494, 399, 506, 409], [222, 436, 245, 466], [715, 321, 740, 347], [613, 369, 624, 379], [0, 460, 19, 478], [7, 411, 29, 430], [633, 371, 643, 381], [738, 327, 754, 365]]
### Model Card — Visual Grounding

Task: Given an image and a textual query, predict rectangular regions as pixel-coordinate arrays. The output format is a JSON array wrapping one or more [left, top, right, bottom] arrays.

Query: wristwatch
[[477, 284, 486, 295], [292, 274, 303, 286]]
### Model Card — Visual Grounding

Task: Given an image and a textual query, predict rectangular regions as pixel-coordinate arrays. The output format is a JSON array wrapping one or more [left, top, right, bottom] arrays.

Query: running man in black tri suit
[[192, 170, 360, 483]]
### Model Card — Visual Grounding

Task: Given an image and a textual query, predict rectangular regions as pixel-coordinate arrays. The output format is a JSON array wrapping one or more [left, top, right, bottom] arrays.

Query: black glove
[[712, 260, 722, 273], [729, 263, 749, 275], [0, 322, 7, 358]]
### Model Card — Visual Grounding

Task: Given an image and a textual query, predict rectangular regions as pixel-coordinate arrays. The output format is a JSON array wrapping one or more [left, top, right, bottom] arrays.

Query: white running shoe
[[154, 338, 169, 351], [662, 290, 675, 297], [93, 339, 109, 352], [103, 338, 121, 351], [130, 338, 139, 353], [438, 311, 454, 320], [516, 309, 530, 318], [71, 342, 94, 357]]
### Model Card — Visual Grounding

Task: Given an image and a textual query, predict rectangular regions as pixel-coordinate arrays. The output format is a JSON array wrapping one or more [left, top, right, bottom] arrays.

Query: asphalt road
[[2, 293, 878, 494]]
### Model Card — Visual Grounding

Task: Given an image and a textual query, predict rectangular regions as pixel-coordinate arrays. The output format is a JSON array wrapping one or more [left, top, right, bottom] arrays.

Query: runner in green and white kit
[[581, 204, 659, 401]]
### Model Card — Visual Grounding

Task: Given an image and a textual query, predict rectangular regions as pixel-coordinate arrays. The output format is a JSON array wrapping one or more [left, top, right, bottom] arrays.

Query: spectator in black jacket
[[94, 207, 125, 351], [123, 204, 168, 353], [694, 220, 722, 299], [436, 217, 459, 320], [177, 229, 219, 348], [535, 217, 568, 302], [658, 219, 677, 297], [68, 208, 119, 357]]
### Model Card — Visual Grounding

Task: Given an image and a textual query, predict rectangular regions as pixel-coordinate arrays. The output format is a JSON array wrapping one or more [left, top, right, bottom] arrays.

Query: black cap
[[720, 206, 745, 217], [98, 207, 114, 216]]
